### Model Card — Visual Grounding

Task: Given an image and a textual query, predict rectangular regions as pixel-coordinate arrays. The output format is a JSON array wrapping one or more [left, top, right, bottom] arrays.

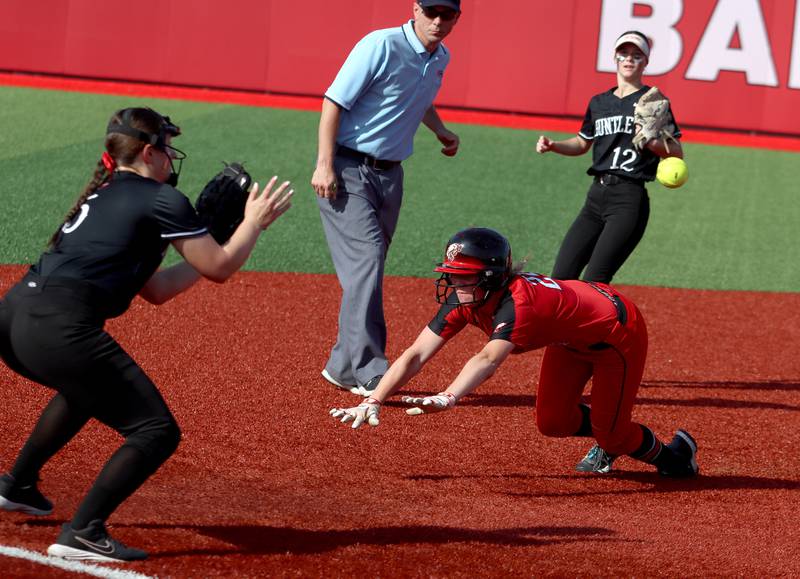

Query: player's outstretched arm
[[330, 327, 446, 429], [403, 338, 515, 416], [536, 135, 591, 156], [174, 177, 293, 283]]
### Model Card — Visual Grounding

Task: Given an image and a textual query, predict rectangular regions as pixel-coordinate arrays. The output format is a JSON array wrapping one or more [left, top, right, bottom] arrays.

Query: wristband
[[437, 392, 458, 406]]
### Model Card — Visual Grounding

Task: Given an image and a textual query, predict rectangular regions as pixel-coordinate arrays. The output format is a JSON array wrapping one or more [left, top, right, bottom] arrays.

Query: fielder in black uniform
[[0, 107, 292, 562], [537, 31, 683, 284]]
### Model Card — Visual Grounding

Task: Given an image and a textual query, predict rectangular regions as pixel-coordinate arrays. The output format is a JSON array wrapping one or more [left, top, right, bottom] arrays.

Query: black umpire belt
[[594, 173, 644, 187], [337, 145, 400, 170]]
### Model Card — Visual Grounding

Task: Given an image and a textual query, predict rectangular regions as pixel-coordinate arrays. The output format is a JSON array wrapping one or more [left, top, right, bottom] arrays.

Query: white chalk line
[[0, 544, 156, 579]]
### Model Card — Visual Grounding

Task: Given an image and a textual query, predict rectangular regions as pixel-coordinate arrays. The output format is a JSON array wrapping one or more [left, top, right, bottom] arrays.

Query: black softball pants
[[0, 275, 180, 528], [552, 180, 650, 284]]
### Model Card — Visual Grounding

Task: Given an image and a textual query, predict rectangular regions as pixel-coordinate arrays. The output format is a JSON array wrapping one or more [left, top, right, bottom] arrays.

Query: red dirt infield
[[1, 265, 799, 578]]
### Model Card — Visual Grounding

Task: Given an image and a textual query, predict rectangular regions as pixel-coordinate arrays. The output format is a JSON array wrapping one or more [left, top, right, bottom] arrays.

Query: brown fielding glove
[[194, 162, 252, 244], [632, 86, 679, 153]]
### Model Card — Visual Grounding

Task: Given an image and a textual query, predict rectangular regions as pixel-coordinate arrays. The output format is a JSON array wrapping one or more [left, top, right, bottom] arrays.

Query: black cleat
[[659, 429, 699, 477], [0, 473, 53, 516], [47, 519, 148, 562]]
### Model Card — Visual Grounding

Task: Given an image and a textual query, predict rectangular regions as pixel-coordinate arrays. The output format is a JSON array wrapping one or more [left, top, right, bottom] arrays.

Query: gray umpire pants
[[317, 155, 404, 388]]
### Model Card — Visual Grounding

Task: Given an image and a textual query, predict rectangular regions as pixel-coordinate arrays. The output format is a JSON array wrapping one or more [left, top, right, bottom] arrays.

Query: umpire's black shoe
[[0, 473, 53, 516], [357, 375, 383, 396], [47, 519, 148, 562], [658, 429, 699, 477]]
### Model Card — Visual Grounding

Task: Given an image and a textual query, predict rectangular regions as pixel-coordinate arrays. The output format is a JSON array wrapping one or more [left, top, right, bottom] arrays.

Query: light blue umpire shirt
[[325, 20, 450, 162]]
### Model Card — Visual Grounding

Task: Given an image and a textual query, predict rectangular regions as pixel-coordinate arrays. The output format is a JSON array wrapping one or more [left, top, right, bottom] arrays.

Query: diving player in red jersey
[[330, 228, 698, 478]]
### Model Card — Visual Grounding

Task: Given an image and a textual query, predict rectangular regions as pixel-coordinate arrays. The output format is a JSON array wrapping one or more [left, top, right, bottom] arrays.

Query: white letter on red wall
[[597, 0, 683, 75], [790, 0, 800, 88], [686, 0, 778, 86]]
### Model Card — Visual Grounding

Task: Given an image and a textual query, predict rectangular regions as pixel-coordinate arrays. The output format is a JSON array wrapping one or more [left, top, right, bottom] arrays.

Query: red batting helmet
[[434, 227, 512, 304]]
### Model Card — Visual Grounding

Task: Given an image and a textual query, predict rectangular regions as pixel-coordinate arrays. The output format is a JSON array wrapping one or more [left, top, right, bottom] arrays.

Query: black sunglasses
[[418, 3, 458, 21]]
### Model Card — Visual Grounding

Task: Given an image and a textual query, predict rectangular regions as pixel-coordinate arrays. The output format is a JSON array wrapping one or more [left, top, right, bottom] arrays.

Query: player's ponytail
[[511, 258, 529, 276], [47, 159, 111, 247]]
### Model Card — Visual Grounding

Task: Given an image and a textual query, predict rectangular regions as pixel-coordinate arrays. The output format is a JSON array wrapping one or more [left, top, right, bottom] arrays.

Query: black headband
[[106, 108, 180, 149]]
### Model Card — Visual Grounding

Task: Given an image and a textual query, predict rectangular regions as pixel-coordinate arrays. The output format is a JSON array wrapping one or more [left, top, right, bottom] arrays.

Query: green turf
[[2, 85, 798, 292]]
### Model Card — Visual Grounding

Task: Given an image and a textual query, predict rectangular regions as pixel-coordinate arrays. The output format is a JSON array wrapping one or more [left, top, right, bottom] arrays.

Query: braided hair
[[48, 108, 170, 247]]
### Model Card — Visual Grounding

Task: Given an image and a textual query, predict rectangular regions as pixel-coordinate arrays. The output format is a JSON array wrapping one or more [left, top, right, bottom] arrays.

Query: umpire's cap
[[418, 0, 461, 11]]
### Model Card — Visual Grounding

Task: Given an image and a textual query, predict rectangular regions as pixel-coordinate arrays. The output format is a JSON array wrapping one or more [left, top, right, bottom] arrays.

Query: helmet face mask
[[434, 228, 512, 305], [435, 272, 486, 305]]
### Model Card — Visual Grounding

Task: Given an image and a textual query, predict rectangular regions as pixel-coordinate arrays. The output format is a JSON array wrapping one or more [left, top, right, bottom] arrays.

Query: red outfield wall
[[2, 0, 800, 135]]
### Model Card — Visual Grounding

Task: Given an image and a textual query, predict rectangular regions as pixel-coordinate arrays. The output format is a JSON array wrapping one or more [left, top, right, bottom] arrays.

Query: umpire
[[0, 107, 292, 562], [311, 0, 462, 396]]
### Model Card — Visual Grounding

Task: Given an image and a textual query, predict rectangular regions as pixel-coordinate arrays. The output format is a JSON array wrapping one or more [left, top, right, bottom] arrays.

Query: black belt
[[18, 271, 117, 319], [22, 272, 110, 301], [612, 295, 627, 325], [594, 173, 644, 187], [587, 282, 627, 326], [584, 284, 628, 351], [337, 145, 400, 171]]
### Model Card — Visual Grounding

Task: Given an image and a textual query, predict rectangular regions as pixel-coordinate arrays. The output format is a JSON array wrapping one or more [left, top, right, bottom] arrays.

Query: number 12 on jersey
[[609, 147, 637, 172]]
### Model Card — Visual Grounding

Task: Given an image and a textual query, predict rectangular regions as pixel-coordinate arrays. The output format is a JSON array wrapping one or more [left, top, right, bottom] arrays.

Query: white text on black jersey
[[594, 115, 635, 136]]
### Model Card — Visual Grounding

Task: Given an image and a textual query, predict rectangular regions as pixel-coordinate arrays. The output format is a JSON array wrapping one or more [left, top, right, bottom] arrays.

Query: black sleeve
[[428, 302, 468, 341], [578, 98, 595, 140], [153, 186, 208, 240], [489, 292, 516, 341]]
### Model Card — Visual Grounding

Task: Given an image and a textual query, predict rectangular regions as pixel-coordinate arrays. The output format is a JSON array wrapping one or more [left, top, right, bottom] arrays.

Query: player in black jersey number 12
[[536, 30, 684, 286]]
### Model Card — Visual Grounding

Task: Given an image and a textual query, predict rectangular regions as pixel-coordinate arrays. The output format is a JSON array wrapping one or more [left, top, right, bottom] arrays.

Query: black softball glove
[[195, 162, 252, 244]]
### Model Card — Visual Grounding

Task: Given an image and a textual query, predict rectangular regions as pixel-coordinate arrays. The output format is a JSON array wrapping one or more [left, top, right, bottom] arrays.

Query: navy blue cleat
[[659, 429, 699, 477]]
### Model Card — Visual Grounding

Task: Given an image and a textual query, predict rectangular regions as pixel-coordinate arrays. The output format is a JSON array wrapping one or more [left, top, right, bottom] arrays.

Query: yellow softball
[[656, 157, 689, 188]]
